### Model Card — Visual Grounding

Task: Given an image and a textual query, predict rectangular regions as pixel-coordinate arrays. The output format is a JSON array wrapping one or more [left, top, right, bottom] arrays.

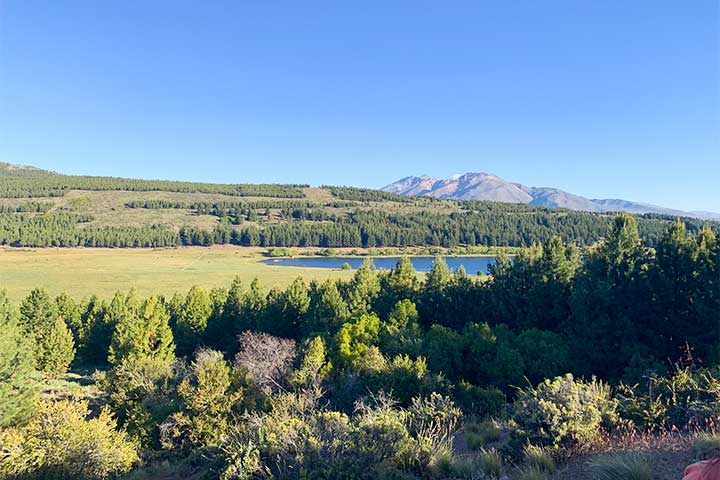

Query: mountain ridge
[[383, 173, 718, 220]]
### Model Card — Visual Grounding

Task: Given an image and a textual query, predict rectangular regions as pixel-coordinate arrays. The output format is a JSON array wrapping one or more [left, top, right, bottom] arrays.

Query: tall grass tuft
[[692, 433, 720, 460], [516, 466, 549, 480], [479, 448, 503, 479], [524, 444, 555, 473], [589, 452, 651, 480]]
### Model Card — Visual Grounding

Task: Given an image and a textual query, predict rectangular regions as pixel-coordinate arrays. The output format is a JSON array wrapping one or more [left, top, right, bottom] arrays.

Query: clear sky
[[0, 1, 718, 211]]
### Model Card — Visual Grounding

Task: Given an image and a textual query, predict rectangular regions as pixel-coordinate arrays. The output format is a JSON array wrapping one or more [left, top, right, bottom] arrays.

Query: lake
[[261, 256, 497, 275]]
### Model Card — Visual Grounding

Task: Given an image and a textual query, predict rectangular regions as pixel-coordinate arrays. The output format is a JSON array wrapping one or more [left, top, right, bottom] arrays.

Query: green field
[[0, 246, 357, 301]]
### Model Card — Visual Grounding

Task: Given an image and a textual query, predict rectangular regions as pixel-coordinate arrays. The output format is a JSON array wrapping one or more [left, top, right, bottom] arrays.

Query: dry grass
[[0, 245, 356, 301]]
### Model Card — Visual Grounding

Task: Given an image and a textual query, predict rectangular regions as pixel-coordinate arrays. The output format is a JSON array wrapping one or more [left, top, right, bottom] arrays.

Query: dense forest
[[0, 162, 307, 198], [2, 215, 719, 479]]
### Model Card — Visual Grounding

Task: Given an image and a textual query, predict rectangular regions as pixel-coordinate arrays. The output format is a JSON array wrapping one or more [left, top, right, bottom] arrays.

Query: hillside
[[0, 162, 716, 249], [383, 172, 719, 220]]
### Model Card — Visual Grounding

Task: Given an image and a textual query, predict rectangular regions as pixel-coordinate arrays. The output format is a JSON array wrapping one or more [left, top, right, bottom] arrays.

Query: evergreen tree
[[526, 237, 580, 331], [19, 288, 56, 338], [239, 278, 266, 333], [0, 290, 38, 427], [569, 214, 650, 378], [419, 256, 452, 324], [380, 299, 422, 357], [55, 293, 81, 344], [375, 257, 419, 317], [36, 316, 75, 378], [175, 286, 212, 356], [203, 287, 228, 349], [109, 295, 175, 366], [345, 259, 380, 315], [302, 280, 349, 339], [18, 288, 74, 376], [79, 296, 112, 366]]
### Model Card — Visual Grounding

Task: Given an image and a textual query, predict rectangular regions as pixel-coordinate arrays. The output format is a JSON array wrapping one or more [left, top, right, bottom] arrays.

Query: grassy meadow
[[0, 246, 357, 301]]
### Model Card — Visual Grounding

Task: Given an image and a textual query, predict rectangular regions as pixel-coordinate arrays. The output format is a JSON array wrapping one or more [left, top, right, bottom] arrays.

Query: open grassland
[[0, 246, 357, 301]]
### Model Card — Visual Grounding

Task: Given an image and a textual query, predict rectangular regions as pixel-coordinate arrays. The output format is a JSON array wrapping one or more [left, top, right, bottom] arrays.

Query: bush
[[101, 356, 180, 446], [455, 381, 506, 418], [0, 399, 138, 479], [235, 331, 296, 394], [589, 452, 651, 480], [219, 392, 462, 480], [512, 374, 617, 449], [616, 366, 720, 429], [365, 355, 446, 406], [162, 349, 247, 450]]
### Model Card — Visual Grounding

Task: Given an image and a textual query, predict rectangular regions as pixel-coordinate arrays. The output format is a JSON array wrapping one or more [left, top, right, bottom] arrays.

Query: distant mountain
[[383, 173, 719, 220]]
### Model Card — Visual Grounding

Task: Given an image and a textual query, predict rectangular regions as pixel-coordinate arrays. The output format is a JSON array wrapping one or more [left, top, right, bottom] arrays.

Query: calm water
[[261, 256, 496, 275]]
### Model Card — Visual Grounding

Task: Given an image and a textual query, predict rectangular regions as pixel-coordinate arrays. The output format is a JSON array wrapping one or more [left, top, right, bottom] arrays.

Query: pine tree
[[55, 293, 81, 344], [291, 336, 331, 389], [109, 295, 175, 366], [0, 290, 39, 427], [346, 259, 380, 315], [175, 286, 212, 356], [36, 316, 75, 378], [19, 288, 55, 337], [80, 296, 112, 366], [303, 280, 349, 338], [275, 277, 310, 339], [18, 288, 74, 376], [375, 257, 419, 317]]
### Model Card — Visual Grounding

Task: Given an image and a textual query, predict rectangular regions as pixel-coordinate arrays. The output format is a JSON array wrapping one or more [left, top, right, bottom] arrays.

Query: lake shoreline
[[261, 255, 499, 274]]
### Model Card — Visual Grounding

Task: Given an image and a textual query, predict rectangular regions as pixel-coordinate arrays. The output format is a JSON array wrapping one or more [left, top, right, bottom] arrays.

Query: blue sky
[[0, 1, 718, 211]]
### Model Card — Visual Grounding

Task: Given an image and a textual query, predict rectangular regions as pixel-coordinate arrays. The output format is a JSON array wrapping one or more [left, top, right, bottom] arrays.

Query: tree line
[[2, 204, 717, 248], [0, 162, 307, 198]]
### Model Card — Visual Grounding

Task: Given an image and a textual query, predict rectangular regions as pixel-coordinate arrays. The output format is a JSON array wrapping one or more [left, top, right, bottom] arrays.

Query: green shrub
[[0, 399, 138, 479], [101, 356, 179, 446], [512, 374, 617, 449], [162, 349, 247, 450], [219, 392, 462, 480], [455, 381, 506, 417], [589, 452, 651, 480], [616, 366, 720, 429]]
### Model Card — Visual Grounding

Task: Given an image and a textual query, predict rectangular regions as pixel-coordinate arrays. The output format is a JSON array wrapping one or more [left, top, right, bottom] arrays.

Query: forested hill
[[0, 162, 717, 248], [0, 162, 308, 198]]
